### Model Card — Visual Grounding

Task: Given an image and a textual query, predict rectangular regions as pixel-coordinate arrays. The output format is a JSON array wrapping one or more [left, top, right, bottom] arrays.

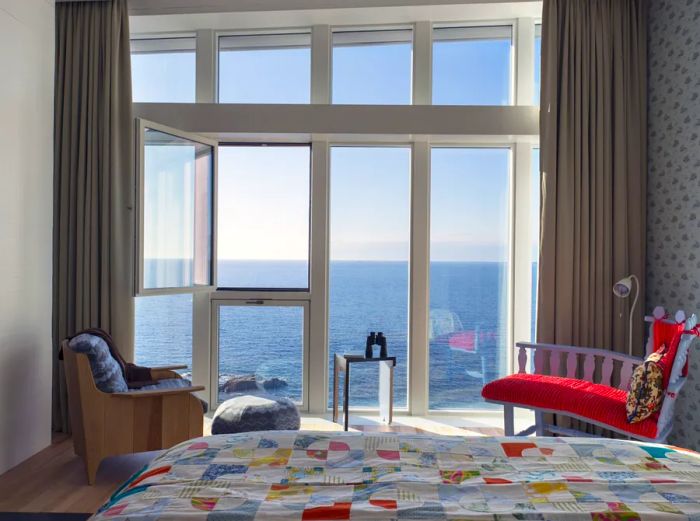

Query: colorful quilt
[[92, 431, 700, 520]]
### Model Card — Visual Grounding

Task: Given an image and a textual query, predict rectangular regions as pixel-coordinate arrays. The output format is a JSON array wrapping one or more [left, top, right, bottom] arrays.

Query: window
[[218, 33, 311, 103], [135, 294, 193, 370], [131, 38, 196, 103], [432, 26, 512, 105], [217, 145, 311, 289], [140, 127, 214, 290], [429, 148, 511, 409], [328, 147, 410, 408], [531, 148, 540, 340], [133, 12, 541, 414], [215, 302, 307, 404], [332, 28, 413, 104], [534, 25, 541, 105]]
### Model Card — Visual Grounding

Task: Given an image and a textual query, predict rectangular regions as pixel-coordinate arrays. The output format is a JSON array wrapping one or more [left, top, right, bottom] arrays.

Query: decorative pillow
[[626, 351, 665, 423], [68, 333, 128, 393]]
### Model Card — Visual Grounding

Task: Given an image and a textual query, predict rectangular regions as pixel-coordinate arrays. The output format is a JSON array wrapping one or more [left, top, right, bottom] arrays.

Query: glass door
[[211, 300, 310, 409]]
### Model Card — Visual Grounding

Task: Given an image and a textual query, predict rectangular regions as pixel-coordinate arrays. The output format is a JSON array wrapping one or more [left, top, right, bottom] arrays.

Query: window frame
[[327, 142, 413, 411], [430, 22, 516, 106], [426, 144, 514, 411], [131, 14, 542, 416], [130, 35, 198, 103], [135, 118, 219, 296], [330, 24, 415, 105], [210, 298, 311, 410], [215, 141, 313, 292], [216, 29, 313, 104]]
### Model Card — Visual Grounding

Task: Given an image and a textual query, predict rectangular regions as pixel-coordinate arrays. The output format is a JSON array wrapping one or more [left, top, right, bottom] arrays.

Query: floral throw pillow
[[626, 351, 665, 423]]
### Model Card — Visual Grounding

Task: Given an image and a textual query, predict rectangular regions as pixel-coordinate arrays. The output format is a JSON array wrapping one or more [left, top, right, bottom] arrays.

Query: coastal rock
[[220, 375, 260, 393], [219, 375, 289, 393], [262, 377, 288, 390]]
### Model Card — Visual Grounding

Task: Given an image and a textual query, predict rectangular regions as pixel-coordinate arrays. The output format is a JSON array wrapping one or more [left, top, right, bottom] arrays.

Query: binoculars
[[365, 332, 388, 359]]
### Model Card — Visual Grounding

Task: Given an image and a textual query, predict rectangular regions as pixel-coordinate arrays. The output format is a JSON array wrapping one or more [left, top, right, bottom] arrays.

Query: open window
[[134, 120, 217, 369], [136, 120, 216, 293]]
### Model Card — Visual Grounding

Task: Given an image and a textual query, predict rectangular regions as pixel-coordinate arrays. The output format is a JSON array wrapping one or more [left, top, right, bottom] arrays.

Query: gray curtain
[[52, 0, 134, 432], [537, 0, 647, 432]]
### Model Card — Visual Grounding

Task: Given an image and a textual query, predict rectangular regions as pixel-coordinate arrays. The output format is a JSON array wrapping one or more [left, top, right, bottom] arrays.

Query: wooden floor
[[0, 414, 515, 514]]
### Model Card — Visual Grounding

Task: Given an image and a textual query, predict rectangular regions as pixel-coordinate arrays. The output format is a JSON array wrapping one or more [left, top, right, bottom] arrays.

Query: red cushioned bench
[[482, 307, 698, 443]]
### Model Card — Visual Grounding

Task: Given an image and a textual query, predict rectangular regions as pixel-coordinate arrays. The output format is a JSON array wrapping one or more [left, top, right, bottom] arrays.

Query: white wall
[[0, 0, 55, 474]]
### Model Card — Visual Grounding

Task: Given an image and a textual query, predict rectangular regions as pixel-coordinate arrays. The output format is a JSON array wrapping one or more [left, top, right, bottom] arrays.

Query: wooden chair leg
[[85, 455, 102, 485], [504, 405, 514, 436]]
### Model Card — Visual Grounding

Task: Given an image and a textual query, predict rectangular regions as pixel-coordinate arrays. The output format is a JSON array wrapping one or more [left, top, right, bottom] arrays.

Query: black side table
[[332, 353, 396, 431]]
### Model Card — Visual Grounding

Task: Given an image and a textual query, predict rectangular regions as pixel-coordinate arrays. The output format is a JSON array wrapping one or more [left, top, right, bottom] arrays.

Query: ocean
[[136, 260, 536, 410]]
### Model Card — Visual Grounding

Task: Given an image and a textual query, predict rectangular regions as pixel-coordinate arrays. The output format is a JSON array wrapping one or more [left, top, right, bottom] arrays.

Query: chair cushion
[[626, 352, 665, 423], [212, 394, 300, 435], [68, 333, 128, 393], [482, 373, 659, 439]]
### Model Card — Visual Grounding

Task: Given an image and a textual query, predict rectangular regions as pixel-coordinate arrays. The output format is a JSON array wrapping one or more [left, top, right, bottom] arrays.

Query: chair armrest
[[150, 368, 184, 380], [150, 364, 188, 371], [111, 385, 205, 399]]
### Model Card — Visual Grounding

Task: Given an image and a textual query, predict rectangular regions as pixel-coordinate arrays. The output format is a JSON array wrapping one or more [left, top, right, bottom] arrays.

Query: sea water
[[136, 260, 537, 409]]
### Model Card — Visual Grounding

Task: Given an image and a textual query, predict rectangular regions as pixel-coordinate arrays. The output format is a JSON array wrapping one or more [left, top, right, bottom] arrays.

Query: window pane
[[531, 148, 540, 340], [131, 38, 195, 103], [143, 128, 213, 289], [429, 148, 511, 409], [332, 29, 412, 104], [217, 146, 310, 289], [329, 147, 410, 408], [218, 305, 304, 403], [432, 26, 512, 105], [219, 33, 311, 103], [534, 26, 542, 105], [135, 294, 192, 371]]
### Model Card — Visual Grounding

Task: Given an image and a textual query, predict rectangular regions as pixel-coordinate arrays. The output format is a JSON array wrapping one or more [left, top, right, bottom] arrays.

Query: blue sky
[[134, 35, 539, 262]]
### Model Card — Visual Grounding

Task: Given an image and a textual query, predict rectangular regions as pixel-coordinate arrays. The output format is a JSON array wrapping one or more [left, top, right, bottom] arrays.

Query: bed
[[92, 431, 700, 520]]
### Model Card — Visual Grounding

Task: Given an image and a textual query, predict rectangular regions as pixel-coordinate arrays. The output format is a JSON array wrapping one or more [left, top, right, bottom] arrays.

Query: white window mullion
[[413, 21, 432, 105], [311, 25, 331, 104], [196, 29, 216, 103], [511, 141, 534, 372], [308, 138, 330, 413], [515, 18, 535, 105], [409, 139, 430, 415]]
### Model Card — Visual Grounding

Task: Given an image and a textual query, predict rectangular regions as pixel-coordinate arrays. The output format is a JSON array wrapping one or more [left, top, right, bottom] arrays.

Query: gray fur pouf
[[211, 394, 300, 434]]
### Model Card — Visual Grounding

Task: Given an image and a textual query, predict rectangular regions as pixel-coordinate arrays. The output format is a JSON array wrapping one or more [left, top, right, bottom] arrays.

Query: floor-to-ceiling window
[[131, 11, 541, 412], [428, 147, 511, 409], [328, 146, 411, 408]]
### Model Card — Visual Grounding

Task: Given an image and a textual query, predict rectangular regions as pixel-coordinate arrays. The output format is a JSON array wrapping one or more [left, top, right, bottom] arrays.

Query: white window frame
[[135, 118, 219, 296], [431, 21, 516, 106], [215, 29, 313, 104], [131, 13, 541, 417], [210, 298, 311, 410]]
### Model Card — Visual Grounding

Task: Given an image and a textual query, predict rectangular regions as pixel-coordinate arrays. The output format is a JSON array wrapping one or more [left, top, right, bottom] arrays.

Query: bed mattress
[[92, 431, 700, 520]]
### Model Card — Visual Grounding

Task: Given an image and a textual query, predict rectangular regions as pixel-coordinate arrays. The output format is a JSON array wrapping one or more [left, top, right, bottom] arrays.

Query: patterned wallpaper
[[647, 0, 700, 449]]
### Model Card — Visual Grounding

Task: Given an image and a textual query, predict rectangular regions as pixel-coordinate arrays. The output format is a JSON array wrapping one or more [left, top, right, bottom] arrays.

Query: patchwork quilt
[[92, 431, 700, 520]]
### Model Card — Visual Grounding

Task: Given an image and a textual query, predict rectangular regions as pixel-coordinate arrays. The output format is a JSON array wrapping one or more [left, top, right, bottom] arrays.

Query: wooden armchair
[[62, 340, 205, 484]]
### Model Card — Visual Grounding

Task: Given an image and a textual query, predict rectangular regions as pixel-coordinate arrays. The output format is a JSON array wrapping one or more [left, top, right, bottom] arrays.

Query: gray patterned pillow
[[68, 333, 128, 393]]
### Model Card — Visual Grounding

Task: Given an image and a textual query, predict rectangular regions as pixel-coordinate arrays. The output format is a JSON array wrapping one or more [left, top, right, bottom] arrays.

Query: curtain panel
[[538, 0, 647, 353], [537, 0, 647, 432], [52, 0, 134, 432]]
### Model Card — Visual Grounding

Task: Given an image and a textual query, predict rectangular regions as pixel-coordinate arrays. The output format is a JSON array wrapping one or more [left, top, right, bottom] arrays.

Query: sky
[[134, 34, 541, 263]]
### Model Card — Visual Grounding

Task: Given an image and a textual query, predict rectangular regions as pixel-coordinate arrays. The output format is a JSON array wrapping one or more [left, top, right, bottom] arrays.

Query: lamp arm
[[628, 275, 640, 356]]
